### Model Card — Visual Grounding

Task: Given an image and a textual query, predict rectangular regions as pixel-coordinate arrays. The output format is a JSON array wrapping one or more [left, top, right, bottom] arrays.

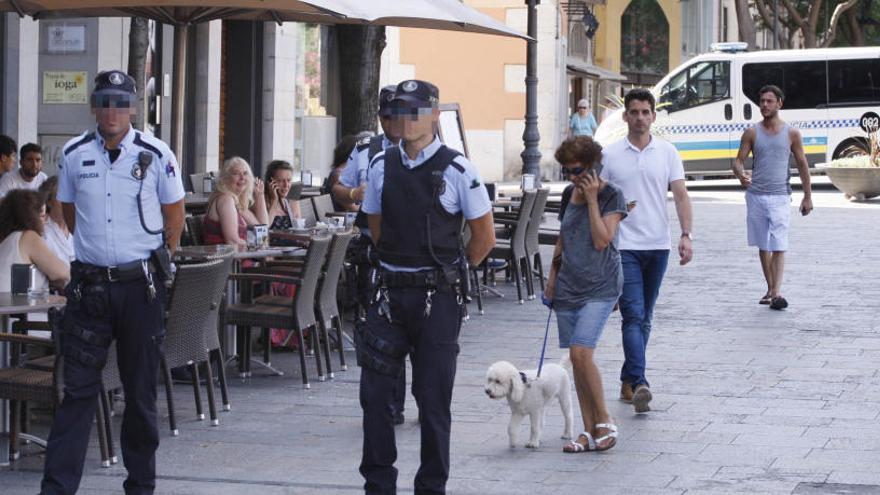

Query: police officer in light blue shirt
[[333, 85, 401, 219], [41, 70, 185, 495], [332, 85, 411, 423], [357, 79, 496, 495]]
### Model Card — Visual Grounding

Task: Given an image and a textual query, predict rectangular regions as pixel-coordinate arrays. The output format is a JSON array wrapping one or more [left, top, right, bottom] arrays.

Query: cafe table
[[0, 293, 66, 466]]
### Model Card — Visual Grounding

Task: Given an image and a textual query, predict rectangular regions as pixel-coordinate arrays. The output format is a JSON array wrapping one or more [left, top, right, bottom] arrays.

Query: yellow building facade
[[382, 0, 683, 181]]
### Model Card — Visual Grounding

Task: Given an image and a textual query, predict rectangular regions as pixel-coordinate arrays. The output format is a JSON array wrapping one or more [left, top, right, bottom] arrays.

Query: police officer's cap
[[378, 85, 397, 117], [392, 80, 439, 106], [93, 70, 136, 97]]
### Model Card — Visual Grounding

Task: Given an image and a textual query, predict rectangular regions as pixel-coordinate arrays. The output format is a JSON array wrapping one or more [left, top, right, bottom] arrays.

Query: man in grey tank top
[[733, 85, 813, 310]]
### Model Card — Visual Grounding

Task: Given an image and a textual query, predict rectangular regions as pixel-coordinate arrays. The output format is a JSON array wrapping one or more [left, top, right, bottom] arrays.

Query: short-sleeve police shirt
[[339, 135, 392, 189], [362, 137, 491, 220], [58, 127, 186, 267]]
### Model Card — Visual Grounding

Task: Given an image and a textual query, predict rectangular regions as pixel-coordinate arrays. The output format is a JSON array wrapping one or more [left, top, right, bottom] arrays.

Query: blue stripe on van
[[673, 136, 826, 152]]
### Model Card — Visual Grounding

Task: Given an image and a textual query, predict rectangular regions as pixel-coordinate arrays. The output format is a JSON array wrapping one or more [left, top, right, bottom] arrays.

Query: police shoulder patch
[[469, 178, 481, 189]]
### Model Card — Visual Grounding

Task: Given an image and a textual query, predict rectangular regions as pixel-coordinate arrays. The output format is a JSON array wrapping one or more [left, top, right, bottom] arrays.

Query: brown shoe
[[632, 384, 652, 413], [619, 382, 633, 403]]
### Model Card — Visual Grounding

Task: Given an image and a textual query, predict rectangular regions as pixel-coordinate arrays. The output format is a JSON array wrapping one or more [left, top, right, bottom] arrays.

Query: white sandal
[[593, 423, 618, 451], [563, 431, 596, 453]]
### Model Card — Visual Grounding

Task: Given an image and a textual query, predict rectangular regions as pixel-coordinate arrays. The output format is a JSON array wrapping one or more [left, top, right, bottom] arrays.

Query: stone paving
[[4, 183, 880, 494]]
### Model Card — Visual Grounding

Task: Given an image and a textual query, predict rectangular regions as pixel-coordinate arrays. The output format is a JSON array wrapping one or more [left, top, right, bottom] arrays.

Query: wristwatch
[[680, 231, 692, 240]]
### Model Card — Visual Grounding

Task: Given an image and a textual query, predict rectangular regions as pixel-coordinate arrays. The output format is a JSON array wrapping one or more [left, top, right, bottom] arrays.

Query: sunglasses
[[561, 166, 587, 176], [578, 107, 587, 109], [92, 94, 134, 109]]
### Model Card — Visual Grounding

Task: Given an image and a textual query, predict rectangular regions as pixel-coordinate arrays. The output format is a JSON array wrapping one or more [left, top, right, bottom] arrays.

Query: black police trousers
[[41, 274, 166, 495], [359, 286, 462, 495]]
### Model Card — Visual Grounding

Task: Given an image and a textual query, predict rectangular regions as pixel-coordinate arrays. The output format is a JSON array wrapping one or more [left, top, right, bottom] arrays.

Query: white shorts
[[746, 192, 790, 252]]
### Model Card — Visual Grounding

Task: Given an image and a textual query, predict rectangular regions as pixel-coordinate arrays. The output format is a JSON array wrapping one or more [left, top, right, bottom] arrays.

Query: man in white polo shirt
[[600, 88, 693, 414], [0, 142, 48, 198]]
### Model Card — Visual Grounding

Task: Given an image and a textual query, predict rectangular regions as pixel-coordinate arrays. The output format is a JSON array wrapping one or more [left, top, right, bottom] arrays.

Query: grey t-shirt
[[554, 183, 628, 309]]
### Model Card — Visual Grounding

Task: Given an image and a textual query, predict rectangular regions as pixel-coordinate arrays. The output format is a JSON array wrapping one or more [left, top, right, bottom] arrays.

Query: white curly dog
[[484, 357, 573, 448]]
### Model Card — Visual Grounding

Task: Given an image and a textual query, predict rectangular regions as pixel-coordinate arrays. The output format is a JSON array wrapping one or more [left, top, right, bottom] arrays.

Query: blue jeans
[[619, 250, 669, 388]]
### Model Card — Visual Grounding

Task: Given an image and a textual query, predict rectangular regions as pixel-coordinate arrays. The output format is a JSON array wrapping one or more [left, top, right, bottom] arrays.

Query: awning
[[566, 58, 626, 82], [0, 0, 528, 39]]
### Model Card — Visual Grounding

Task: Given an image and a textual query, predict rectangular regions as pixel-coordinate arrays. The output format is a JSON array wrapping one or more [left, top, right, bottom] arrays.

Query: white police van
[[594, 43, 880, 175]]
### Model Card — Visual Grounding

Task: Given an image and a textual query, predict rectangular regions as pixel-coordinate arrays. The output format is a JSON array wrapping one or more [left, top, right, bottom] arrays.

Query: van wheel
[[833, 138, 870, 159]]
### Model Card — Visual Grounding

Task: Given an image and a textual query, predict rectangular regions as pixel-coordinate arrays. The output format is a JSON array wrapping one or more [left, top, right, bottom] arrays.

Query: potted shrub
[[822, 128, 880, 201]]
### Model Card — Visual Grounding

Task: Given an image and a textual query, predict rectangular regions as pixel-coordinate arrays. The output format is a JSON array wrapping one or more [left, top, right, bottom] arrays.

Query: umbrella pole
[[171, 24, 188, 165]]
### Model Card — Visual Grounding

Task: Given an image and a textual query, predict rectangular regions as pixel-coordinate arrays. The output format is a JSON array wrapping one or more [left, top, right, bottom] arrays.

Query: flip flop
[[759, 294, 772, 305], [770, 296, 788, 310]]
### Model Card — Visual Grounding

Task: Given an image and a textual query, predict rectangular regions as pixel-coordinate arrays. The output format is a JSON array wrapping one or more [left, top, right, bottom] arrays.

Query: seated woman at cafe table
[[0, 189, 69, 292], [203, 156, 269, 247], [263, 159, 301, 230], [39, 176, 75, 267]]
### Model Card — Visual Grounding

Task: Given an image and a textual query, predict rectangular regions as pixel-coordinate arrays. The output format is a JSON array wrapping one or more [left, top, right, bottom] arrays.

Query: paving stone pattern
[[3, 186, 880, 494]]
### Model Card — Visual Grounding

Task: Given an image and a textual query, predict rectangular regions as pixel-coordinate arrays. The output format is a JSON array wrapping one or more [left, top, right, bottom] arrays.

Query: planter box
[[817, 163, 880, 200]]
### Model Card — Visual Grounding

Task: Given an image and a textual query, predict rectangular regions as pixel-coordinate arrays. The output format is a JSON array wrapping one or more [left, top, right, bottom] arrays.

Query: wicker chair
[[185, 214, 205, 246], [159, 253, 234, 436], [486, 190, 537, 304], [524, 188, 550, 293], [311, 194, 335, 219], [225, 236, 331, 388], [314, 232, 355, 373], [0, 309, 110, 465], [297, 198, 317, 227]]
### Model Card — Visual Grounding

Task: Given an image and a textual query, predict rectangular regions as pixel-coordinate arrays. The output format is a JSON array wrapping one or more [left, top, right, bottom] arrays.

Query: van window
[[828, 58, 880, 106], [659, 61, 730, 112], [742, 61, 827, 109]]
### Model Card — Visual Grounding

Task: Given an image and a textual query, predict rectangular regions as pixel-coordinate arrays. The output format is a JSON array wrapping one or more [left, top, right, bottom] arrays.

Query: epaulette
[[63, 132, 96, 156], [133, 131, 164, 158], [355, 142, 370, 153]]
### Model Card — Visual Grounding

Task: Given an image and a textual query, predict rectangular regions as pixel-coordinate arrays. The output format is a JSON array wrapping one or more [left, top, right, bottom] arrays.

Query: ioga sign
[[43, 71, 89, 104]]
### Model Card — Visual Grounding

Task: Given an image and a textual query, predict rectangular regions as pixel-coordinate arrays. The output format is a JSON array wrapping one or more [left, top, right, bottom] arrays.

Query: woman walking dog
[[544, 136, 628, 453]]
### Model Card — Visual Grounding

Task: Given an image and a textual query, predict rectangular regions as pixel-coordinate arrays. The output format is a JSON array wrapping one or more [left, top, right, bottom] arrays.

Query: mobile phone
[[591, 163, 604, 177]]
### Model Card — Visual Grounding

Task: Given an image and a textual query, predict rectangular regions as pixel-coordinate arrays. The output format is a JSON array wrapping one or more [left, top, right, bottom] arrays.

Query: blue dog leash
[[537, 298, 553, 378]]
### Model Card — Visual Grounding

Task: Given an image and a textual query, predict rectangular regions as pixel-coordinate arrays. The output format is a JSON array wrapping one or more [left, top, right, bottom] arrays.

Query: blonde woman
[[203, 156, 268, 246]]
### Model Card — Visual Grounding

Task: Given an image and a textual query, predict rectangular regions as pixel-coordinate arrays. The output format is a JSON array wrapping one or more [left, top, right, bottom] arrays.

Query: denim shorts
[[555, 298, 618, 349]]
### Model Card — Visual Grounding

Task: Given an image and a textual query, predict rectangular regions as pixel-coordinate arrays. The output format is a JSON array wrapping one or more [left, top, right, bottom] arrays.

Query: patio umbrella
[[0, 0, 526, 160]]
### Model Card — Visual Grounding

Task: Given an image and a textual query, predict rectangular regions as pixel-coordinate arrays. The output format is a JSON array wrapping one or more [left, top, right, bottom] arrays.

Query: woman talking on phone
[[544, 136, 627, 453], [263, 160, 302, 230]]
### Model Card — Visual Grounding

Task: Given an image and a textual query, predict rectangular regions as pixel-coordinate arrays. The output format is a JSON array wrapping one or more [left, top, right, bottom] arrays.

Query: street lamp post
[[521, 0, 542, 185]]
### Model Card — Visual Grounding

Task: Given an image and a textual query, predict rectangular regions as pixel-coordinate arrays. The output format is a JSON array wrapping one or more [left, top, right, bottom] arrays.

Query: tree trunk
[[734, 0, 757, 50], [844, 7, 865, 46], [818, 0, 861, 47], [127, 17, 149, 130], [336, 25, 386, 137]]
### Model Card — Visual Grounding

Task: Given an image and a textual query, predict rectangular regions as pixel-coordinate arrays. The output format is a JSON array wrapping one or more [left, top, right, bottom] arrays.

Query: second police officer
[[40, 70, 185, 495], [358, 80, 496, 494], [332, 85, 411, 425]]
